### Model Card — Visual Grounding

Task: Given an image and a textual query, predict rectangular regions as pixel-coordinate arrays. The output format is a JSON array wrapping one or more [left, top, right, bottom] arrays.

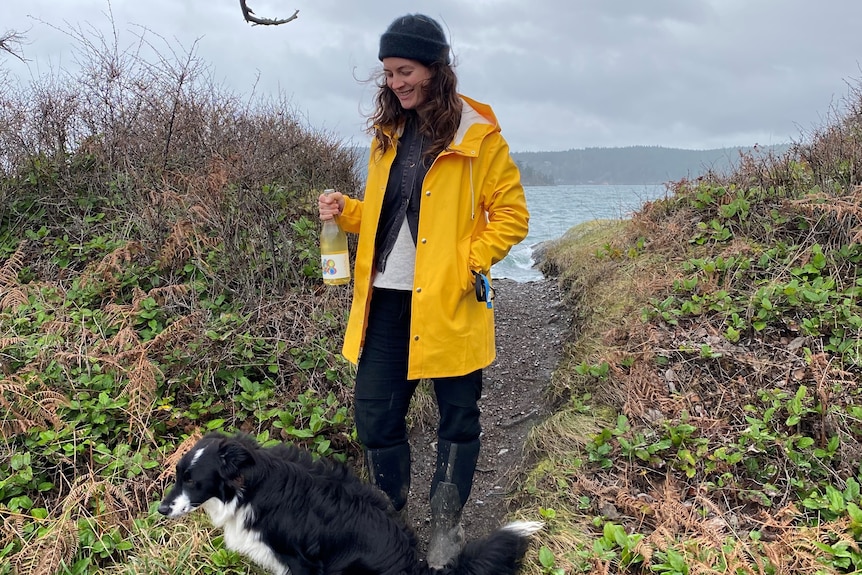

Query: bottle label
[[321, 251, 350, 280]]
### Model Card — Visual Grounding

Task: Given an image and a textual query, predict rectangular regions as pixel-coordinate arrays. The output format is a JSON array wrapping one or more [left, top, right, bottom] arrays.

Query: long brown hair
[[367, 61, 462, 160]]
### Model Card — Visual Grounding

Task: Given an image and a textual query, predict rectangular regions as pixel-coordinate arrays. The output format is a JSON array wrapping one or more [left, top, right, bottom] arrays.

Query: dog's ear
[[217, 437, 255, 480]]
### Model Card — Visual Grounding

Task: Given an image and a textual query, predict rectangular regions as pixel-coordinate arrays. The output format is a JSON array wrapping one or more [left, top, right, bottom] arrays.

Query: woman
[[318, 13, 529, 568]]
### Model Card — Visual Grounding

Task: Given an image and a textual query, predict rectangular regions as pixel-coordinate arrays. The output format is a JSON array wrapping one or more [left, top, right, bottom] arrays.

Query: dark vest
[[374, 115, 433, 272]]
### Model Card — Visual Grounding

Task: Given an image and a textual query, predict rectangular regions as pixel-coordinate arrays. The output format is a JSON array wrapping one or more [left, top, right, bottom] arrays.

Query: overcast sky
[[4, 0, 862, 153]]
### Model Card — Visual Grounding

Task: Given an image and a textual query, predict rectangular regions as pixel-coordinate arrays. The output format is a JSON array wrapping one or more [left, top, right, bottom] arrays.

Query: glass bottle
[[320, 189, 350, 285]]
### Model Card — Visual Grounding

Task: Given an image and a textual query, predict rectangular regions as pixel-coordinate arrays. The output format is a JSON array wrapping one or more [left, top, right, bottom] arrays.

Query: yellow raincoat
[[337, 95, 529, 379]]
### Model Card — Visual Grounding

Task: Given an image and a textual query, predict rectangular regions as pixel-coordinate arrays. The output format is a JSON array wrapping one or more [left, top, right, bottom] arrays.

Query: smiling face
[[382, 57, 432, 110]]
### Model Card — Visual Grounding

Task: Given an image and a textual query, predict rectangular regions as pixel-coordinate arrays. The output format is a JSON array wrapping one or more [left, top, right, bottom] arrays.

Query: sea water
[[493, 184, 669, 282]]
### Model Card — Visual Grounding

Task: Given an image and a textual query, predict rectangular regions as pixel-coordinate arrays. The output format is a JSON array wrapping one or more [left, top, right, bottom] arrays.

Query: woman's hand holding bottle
[[318, 190, 344, 221]]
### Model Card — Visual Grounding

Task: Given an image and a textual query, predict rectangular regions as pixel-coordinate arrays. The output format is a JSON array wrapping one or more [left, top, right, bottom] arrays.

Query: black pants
[[354, 288, 482, 449]]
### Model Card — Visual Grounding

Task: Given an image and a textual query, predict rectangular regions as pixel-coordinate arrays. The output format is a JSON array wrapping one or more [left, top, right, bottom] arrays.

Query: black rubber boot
[[365, 443, 411, 521], [426, 438, 480, 568]]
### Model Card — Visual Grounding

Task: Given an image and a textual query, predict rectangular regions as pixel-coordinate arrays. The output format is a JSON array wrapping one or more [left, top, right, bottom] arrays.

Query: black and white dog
[[158, 432, 543, 575]]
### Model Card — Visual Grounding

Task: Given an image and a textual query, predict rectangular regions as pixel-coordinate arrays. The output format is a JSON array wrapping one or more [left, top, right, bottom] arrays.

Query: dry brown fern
[[103, 301, 134, 324], [158, 218, 194, 268], [130, 286, 148, 311], [103, 241, 143, 272], [188, 203, 219, 227], [144, 284, 191, 307], [103, 285, 193, 353], [651, 476, 695, 535], [157, 430, 203, 482], [787, 188, 862, 243], [0, 241, 27, 288], [0, 336, 24, 349], [79, 241, 144, 289], [615, 488, 655, 519], [159, 216, 221, 271], [40, 321, 79, 337], [0, 418, 18, 439], [571, 473, 614, 500], [26, 390, 67, 428], [63, 473, 137, 525], [643, 525, 674, 555], [124, 355, 162, 434], [51, 351, 125, 374], [622, 362, 679, 421], [143, 311, 203, 354], [684, 539, 758, 575], [10, 516, 78, 575], [0, 509, 24, 547], [107, 326, 141, 354], [0, 378, 67, 437], [588, 558, 611, 575], [148, 187, 185, 207], [0, 287, 28, 311], [39, 321, 101, 349], [631, 536, 655, 567]]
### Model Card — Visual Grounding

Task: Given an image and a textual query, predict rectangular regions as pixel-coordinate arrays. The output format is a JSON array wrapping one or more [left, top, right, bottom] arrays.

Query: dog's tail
[[430, 520, 544, 575]]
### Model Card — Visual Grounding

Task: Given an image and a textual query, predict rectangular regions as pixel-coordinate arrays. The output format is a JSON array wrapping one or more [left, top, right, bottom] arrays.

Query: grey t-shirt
[[373, 219, 415, 290]]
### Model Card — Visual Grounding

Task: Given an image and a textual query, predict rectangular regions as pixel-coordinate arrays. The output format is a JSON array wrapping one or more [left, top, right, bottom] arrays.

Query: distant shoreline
[[350, 144, 791, 186]]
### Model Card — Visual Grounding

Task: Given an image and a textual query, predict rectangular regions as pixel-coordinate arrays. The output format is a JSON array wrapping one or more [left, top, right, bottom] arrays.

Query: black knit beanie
[[378, 14, 450, 65]]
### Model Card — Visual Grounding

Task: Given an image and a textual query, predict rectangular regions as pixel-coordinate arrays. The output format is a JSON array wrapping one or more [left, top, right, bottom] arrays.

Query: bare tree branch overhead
[[0, 29, 26, 62], [239, 1, 299, 26]]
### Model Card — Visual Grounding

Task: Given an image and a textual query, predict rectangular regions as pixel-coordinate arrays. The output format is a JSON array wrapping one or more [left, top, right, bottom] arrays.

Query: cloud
[[3, 0, 862, 152]]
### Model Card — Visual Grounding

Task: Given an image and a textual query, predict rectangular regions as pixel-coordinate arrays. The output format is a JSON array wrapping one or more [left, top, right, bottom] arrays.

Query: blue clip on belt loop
[[473, 271, 494, 309]]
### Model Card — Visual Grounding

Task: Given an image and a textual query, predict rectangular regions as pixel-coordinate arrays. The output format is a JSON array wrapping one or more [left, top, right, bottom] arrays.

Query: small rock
[[599, 502, 621, 520]]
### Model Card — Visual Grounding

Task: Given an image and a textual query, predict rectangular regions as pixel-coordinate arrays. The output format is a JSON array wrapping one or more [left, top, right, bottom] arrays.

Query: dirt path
[[405, 277, 568, 552]]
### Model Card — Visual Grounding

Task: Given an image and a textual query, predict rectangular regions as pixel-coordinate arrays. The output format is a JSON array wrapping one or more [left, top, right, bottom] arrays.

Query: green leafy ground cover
[[516, 88, 862, 573], [0, 31, 363, 573]]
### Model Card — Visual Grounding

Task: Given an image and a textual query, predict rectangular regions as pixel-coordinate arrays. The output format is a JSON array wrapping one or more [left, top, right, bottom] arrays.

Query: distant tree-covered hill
[[351, 144, 791, 186], [511, 144, 791, 185]]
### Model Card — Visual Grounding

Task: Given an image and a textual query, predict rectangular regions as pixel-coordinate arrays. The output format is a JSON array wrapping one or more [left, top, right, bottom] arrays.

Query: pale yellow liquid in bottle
[[321, 189, 351, 285]]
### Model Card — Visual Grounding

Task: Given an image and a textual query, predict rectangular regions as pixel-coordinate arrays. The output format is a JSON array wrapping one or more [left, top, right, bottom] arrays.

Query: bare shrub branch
[[0, 29, 26, 62]]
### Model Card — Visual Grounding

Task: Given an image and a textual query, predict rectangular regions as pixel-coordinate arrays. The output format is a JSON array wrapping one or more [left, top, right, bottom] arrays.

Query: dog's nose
[[157, 501, 171, 516]]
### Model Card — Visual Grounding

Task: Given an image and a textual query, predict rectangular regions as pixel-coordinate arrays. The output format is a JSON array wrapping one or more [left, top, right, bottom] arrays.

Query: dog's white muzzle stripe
[[165, 492, 195, 517]]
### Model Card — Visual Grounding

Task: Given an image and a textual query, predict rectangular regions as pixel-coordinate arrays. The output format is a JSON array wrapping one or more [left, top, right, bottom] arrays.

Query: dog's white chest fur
[[203, 498, 289, 575]]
